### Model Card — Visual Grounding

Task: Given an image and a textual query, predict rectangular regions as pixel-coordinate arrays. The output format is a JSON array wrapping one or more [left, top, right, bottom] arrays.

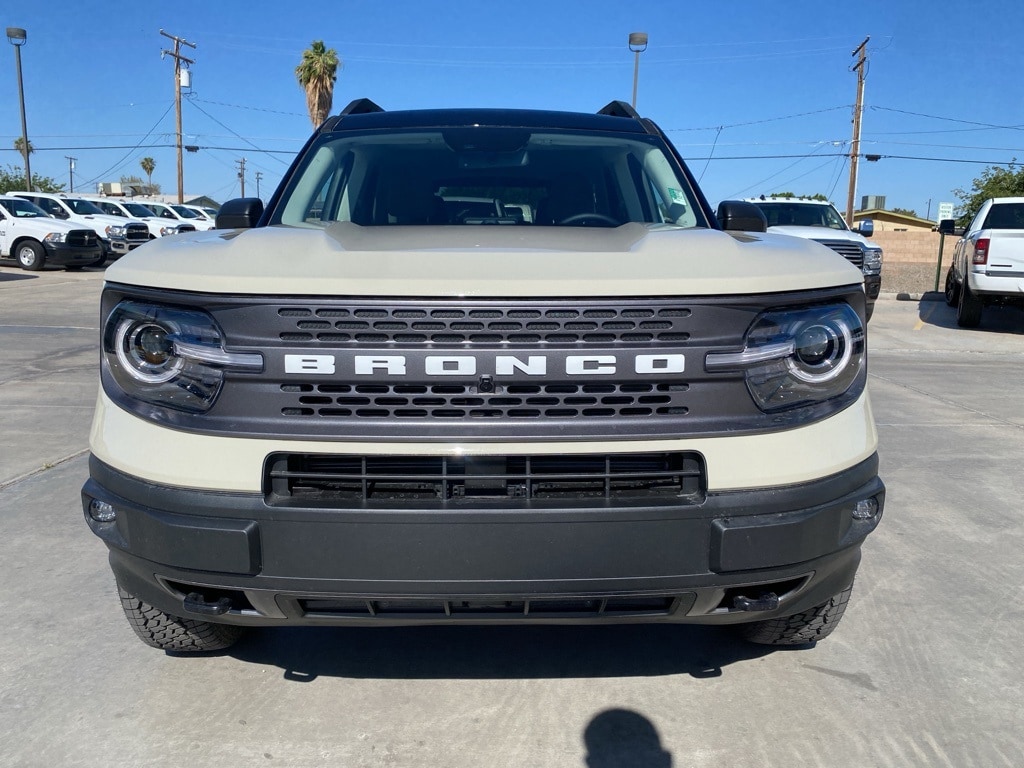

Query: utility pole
[[255, 171, 263, 200], [845, 36, 869, 226], [236, 158, 247, 197], [160, 29, 196, 204], [65, 156, 76, 192]]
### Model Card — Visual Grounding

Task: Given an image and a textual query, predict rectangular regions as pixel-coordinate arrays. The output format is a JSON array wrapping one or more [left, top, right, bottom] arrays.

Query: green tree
[[0, 164, 63, 194], [954, 161, 1024, 225], [14, 137, 33, 162], [891, 207, 918, 218], [295, 40, 341, 128], [140, 156, 156, 187], [768, 191, 829, 201]]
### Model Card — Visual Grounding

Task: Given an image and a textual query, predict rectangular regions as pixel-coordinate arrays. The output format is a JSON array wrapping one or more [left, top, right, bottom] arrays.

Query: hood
[[105, 222, 864, 297], [767, 225, 873, 246]]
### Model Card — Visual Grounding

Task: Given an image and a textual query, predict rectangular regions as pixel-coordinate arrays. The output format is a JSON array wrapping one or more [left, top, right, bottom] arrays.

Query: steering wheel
[[557, 212, 620, 227]]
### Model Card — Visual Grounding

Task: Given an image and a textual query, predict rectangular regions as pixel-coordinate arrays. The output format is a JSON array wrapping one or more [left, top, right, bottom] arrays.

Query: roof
[[327, 106, 651, 135], [745, 197, 836, 206], [854, 208, 938, 228]]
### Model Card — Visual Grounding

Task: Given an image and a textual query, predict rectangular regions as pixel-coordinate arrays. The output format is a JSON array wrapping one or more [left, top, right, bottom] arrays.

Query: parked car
[[138, 200, 215, 231], [943, 198, 1024, 327], [0, 194, 104, 270], [84, 98, 882, 653], [743, 196, 883, 320], [80, 196, 196, 240], [179, 204, 218, 224], [10, 192, 148, 261]]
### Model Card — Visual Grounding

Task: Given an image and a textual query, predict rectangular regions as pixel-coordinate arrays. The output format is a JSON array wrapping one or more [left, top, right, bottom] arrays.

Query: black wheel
[[15, 241, 45, 271], [956, 275, 983, 328], [117, 585, 245, 652], [741, 583, 853, 646], [944, 266, 961, 307]]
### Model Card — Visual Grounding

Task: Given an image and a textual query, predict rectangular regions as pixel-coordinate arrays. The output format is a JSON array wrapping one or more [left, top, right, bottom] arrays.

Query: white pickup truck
[[944, 197, 1024, 327], [0, 194, 105, 270]]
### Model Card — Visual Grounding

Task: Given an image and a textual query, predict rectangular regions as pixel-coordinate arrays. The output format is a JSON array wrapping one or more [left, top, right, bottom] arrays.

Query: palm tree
[[140, 157, 156, 188], [295, 40, 340, 128], [14, 137, 33, 162]]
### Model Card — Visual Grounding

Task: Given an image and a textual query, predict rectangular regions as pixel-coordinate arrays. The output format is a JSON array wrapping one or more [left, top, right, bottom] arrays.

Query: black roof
[[325, 100, 651, 135]]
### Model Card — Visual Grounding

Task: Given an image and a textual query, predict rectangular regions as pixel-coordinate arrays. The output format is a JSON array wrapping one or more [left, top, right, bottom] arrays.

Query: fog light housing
[[852, 497, 879, 521], [89, 499, 117, 523]]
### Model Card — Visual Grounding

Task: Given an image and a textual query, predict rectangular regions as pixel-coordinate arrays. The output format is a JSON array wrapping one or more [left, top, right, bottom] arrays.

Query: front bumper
[[41, 241, 104, 267], [83, 454, 883, 627], [109, 238, 149, 256]]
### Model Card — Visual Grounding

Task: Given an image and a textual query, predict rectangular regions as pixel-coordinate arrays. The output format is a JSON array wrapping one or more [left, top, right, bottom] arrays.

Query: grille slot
[[265, 451, 705, 503], [125, 223, 150, 242], [282, 381, 687, 420], [298, 595, 682, 618], [276, 301, 693, 344], [813, 239, 865, 268]]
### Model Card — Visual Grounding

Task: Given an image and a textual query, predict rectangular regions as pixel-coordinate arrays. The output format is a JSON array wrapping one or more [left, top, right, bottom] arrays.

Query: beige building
[[853, 208, 937, 233]]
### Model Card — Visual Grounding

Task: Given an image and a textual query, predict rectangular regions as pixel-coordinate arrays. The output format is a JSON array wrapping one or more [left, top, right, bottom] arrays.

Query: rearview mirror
[[216, 198, 264, 230]]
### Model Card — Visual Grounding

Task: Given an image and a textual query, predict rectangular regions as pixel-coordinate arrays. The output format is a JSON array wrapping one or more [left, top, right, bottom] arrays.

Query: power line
[[77, 103, 175, 189], [185, 97, 291, 166], [664, 105, 850, 133], [870, 105, 1024, 131]]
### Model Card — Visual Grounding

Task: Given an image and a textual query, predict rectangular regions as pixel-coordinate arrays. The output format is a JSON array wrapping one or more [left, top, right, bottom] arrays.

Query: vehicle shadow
[[0, 269, 38, 283], [226, 623, 786, 681], [917, 296, 1024, 333]]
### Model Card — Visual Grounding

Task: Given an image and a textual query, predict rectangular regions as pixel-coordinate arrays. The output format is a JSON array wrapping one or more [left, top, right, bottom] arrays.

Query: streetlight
[[6, 27, 31, 191], [628, 31, 648, 110]]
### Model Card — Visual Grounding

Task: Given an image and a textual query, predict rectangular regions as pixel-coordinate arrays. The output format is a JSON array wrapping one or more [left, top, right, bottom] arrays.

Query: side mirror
[[854, 219, 874, 237], [215, 198, 264, 230], [716, 200, 767, 233], [938, 218, 957, 235]]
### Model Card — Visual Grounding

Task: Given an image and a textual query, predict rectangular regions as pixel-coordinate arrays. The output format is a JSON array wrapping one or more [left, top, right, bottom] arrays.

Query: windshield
[[753, 201, 847, 230], [65, 198, 106, 215], [0, 198, 48, 218], [271, 127, 707, 229], [124, 202, 156, 218], [172, 205, 200, 219]]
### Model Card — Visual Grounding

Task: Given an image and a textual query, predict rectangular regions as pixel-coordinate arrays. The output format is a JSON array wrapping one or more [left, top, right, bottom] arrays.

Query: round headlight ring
[[114, 318, 183, 383], [786, 316, 854, 384]]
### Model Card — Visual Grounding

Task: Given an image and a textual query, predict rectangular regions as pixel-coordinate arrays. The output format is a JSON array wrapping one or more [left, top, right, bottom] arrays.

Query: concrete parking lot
[[1, 263, 1023, 767]]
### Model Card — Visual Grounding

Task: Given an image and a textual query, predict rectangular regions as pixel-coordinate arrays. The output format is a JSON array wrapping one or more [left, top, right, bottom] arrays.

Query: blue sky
[[3, 1, 1022, 217]]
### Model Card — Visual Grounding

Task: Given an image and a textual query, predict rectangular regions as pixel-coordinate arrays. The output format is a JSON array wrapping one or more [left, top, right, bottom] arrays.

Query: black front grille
[[298, 595, 683, 619], [280, 380, 689, 420], [277, 303, 692, 345], [66, 230, 99, 247], [125, 223, 149, 242], [265, 451, 705, 504], [813, 239, 864, 268]]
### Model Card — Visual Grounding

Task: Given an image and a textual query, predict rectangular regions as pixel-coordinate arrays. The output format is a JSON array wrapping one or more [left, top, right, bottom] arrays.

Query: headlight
[[863, 248, 883, 275], [705, 304, 865, 412], [103, 301, 262, 413], [107, 224, 126, 237], [43, 232, 67, 243], [159, 226, 177, 236]]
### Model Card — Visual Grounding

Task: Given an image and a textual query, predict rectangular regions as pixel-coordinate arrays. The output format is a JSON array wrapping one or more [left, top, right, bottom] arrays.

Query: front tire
[[117, 585, 245, 652], [956, 275, 983, 328], [944, 266, 961, 307], [16, 241, 45, 271], [741, 583, 853, 646]]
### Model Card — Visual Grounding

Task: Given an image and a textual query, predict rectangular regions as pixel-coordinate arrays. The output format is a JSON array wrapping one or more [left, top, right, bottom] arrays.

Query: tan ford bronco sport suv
[[83, 99, 883, 652]]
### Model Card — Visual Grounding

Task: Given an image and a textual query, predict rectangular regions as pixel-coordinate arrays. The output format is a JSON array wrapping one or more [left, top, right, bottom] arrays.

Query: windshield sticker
[[668, 188, 686, 205]]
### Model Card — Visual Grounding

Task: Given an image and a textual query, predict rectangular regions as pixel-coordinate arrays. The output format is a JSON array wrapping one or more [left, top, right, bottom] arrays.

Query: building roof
[[854, 208, 938, 228]]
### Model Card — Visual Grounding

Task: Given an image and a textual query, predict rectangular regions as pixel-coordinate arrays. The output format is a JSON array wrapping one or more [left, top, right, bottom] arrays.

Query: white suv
[[11, 192, 149, 260]]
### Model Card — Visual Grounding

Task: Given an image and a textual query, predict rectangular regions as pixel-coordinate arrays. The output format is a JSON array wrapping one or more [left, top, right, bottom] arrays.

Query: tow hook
[[732, 592, 780, 612], [184, 592, 233, 616]]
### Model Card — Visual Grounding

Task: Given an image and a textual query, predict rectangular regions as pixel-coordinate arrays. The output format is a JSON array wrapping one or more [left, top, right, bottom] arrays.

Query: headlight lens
[[107, 224, 126, 237], [159, 226, 176, 236], [863, 248, 883, 275], [43, 232, 67, 243], [706, 304, 865, 412], [103, 301, 262, 413]]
